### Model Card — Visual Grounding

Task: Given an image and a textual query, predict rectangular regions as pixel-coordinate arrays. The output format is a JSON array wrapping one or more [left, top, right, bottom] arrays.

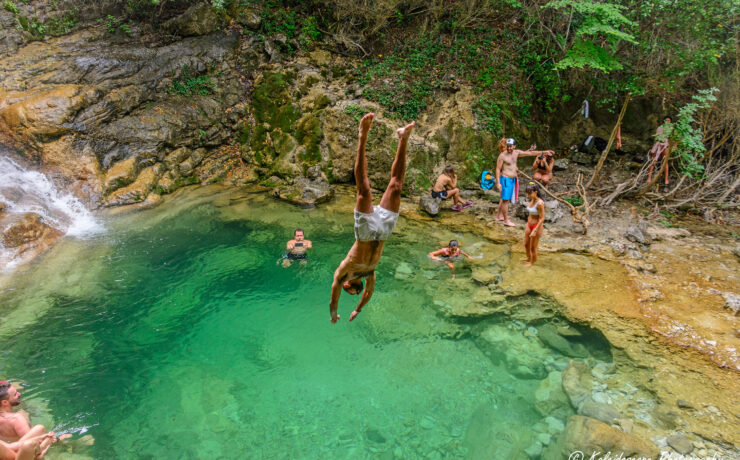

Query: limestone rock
[[104, 157, 137, 191], [420, 194, 442, 216], [472, 267, 497, 285], [163, 2, 220, 37], [579, 400, 620, 424], [544, 416, 565, 434], [667, 434, 694, 455], [534, 371, 572, 419], [625, 221, 652, 245], [156, 175, 177, 194], [553, 158, 570, 171], [544, 416, 659, 460], [561, 361, 593, 410], [105, 165, 160, 206], [1, 85, 97, 139], [464, 404, 532, 460], [308, 49, 332, 67], [273, 177, 333, 207], [524, 441, 542, 459]]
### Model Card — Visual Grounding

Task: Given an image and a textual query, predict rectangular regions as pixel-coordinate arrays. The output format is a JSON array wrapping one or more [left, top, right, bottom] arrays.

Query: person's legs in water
[[446, 260, 456, 279], [281, 258, 292, 268], [378, 121, 415, 213], [526, 226, 543, 267], [356, 113, 375, 214]]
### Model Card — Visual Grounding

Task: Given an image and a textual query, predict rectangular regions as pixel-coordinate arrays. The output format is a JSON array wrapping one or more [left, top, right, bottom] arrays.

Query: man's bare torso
[[499, 151, 522, 178], [337, 240, 385, 281], [0, 411, 28, 442]]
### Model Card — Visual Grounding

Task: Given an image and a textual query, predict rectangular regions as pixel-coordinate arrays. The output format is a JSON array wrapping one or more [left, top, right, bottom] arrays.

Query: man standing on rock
[[329, 113, 415, 323], [495, 138, 553, 226]]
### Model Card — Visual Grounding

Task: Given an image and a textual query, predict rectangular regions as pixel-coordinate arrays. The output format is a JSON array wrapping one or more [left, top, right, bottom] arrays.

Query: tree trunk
[[586, 94, 631, 189]]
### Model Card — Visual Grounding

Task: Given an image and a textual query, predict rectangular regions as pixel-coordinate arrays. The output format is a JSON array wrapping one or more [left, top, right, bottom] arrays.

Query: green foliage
[[2, 0, 17, 14], [343, 105, 366, 122], [669, 88, 719, 179], [46, 10, 78, 36], [564, 195, 584, 206], [169, 65, 215, 97], [102, 15, 131, 35], [543, 0, 636, 72], [473, 98, 503, 135]]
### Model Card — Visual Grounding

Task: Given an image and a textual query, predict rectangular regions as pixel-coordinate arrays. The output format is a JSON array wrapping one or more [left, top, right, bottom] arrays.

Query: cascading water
[[0, 152, 102, 270]]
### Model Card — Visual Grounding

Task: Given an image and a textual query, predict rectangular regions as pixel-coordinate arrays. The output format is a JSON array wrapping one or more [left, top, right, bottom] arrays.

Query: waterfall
[[0, 153, 102, 269]]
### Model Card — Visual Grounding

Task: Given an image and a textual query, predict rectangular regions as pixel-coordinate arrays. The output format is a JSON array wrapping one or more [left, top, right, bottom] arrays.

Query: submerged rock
[[561, 361, 593, 410], [479, 324, 550, 379], [537, 324, 589, 358], [534, 371, 571, 419], [579, 400, 620, 425], [544, 415, 659, 460], [667, 433, 694, 455]]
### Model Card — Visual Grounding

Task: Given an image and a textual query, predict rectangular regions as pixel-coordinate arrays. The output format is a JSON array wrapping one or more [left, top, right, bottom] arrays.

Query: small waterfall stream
[[0, 152, 101, 270]]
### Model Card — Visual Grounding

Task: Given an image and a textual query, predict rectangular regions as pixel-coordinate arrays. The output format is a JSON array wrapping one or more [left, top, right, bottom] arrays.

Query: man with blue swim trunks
[[329, 113, 415, 324], [495, 138, 553, 226]]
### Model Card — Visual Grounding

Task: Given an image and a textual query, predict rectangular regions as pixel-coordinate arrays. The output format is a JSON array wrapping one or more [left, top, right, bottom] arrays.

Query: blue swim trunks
[[499, 176, 516, 201]]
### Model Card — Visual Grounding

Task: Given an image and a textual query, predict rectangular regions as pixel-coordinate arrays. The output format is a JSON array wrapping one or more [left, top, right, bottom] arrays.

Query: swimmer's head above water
[[343, 278, 364, 295]]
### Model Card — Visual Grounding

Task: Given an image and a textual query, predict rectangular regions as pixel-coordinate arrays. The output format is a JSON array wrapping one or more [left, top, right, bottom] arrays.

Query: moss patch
[[252, 72, 300, 131], [295, 113, 323, 165]]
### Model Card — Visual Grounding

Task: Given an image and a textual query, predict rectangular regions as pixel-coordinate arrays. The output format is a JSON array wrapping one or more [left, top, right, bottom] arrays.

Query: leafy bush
[[169, 66, 215, 97]]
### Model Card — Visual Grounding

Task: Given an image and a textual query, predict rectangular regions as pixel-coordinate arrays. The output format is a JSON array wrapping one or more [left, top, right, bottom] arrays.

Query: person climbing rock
[[429, 240, 472, 279], [328, 113, 415, 323], [495, 138, 553, 226], [647, 115, 673, 185], [431, 166, 472, 211]]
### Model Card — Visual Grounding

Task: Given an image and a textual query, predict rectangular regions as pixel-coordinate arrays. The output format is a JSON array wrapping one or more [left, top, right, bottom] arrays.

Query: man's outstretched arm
[[349, 273, 375, 322], [329, 266, 346, 324], [518, 148, 554, 158]]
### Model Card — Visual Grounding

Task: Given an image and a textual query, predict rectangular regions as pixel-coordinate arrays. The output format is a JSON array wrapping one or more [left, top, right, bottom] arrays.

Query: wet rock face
[[625, 221, 652, 245], [163, 2, 221, 37], [0, 26, 241, 207], [0, 212, 63, 262], [273, 177, 334, 208]]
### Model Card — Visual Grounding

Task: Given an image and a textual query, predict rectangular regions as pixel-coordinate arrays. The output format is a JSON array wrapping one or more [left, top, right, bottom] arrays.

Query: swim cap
[[506, 138, 516, 146]]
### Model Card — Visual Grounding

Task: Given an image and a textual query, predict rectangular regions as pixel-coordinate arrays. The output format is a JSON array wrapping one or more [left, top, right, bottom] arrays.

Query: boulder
[[534, 371, 572, 419], [666, 434, 694, 455], [553, 158, 570, 171], [308, 49, 332, 67], [625, 221, 652, 245], [1, 213, 62, 250], [579, 400, 620, 425], [163, 2, 220, 37], [561, 361, 593, 410], [544, 416, 659, 460], [514, 198, 565, 223], [273, 177, 333, 207], [420, 194, 442, 216], [472, 267, 498, 285], [464, 404, 532, 460]]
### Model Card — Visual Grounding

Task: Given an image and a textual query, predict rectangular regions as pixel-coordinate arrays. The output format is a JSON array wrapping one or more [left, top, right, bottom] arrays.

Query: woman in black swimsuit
[[532, 151, 554, 187]]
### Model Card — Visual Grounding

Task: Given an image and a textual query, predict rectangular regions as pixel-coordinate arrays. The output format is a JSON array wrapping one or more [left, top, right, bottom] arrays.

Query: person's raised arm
[[495, 154, 503, 191], [546, 157, 554, 173], [461, 250, 473, 259]]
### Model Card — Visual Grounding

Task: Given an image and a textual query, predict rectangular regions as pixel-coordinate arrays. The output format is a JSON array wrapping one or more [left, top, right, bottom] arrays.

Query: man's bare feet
[[359, 113, 374, 137], [520, 257, 530, 262], [349, 309, 361, 321], [495, 216, 504, 221], [331, 313, 340, 324], [503, 220, 516, 227], [397, 121, 415, 139]]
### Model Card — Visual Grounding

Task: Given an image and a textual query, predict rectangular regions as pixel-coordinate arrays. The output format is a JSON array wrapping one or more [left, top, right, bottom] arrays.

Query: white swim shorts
[[354, 206, 399, 241]]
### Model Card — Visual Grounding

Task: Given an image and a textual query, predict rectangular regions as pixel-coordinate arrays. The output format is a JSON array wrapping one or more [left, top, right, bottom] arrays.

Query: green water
[[0, 186, 603, 459]]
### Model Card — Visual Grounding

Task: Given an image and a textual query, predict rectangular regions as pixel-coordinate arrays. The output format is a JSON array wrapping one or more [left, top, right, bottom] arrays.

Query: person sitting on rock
[[281, 229, 312, 267], [429, 240, 472, 279], [431, 166, 472, 211], [328, 113, 414, 323], [532, 150, 554, 187]]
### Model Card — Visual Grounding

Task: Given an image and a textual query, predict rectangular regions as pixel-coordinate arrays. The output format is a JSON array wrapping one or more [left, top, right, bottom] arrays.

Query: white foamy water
[[0, 154, 102, 269]]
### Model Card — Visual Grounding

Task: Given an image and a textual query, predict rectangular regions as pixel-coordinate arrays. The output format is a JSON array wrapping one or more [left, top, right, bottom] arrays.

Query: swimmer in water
[[429, 240, 472, 279], [281, 229, 312, 267]]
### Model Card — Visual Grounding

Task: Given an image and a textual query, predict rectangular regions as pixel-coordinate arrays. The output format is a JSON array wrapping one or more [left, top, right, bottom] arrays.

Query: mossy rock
[[252, 72, 301, 131], [249, 124, 277, 166], [295, 113, 323, 166]]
